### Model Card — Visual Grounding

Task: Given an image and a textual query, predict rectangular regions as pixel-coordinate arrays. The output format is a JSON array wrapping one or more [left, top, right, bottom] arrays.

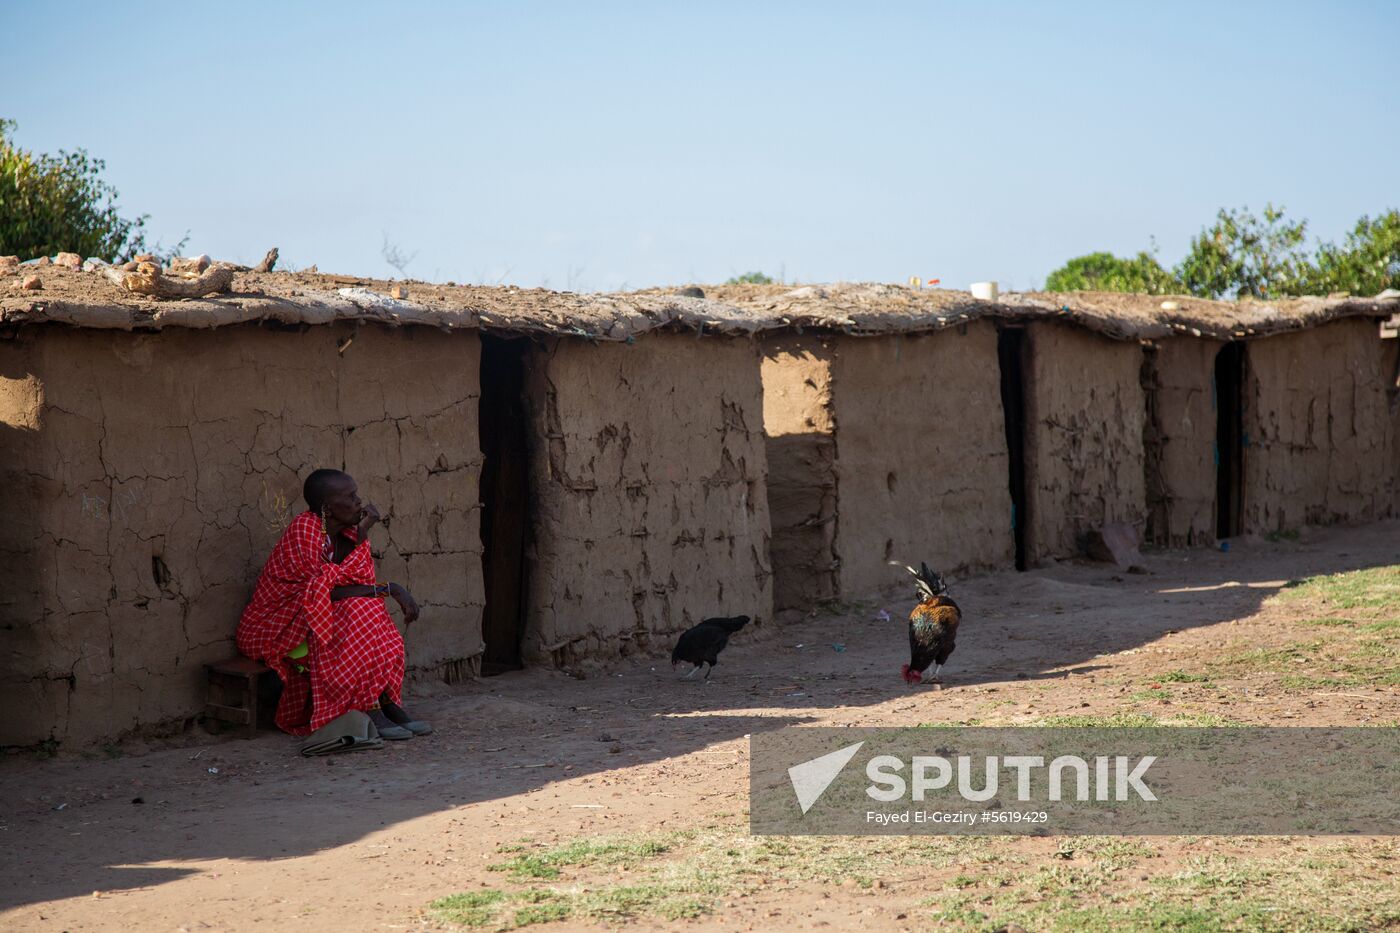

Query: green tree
[[1299, 210, 1400, 296], [1044, 250, 1180, 294], [0, 118, 150, 261], [1046, 205, 1400, 300], [1175, 204, 1311, 299], [724, 271, 774, 285]]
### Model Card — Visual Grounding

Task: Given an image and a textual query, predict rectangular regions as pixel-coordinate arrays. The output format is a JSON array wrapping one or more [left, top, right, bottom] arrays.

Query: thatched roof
[[3, 264, 1396, 343]]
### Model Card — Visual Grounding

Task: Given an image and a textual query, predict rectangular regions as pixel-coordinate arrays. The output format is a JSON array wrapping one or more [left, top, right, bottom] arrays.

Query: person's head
[[304, 468, 362, 529]]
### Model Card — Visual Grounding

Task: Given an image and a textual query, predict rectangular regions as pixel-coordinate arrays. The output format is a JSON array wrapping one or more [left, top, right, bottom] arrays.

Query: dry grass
[[430, 564, 1400, 930]]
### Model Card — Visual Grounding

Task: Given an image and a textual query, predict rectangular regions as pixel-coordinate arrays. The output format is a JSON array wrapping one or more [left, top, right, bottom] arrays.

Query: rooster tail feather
[[906, 562, 946, 601]]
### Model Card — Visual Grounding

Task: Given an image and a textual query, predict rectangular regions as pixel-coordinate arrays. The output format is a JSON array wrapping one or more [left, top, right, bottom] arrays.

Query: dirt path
[[4, 522, 1399, 932]]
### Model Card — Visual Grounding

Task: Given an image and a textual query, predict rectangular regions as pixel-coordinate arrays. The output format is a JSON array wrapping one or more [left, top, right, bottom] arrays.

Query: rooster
[[900, 563, 960, 685], [672, 615, 750, 682]]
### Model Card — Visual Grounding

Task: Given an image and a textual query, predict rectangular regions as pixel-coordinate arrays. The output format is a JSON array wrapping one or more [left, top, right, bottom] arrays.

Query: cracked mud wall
[[759, 324, 1013, 609], [1023, 323, 1146, 563], [827, 324, 1014, 595], [1242, 319, 1396, 532], [760, 337, 838, 612], [1387, 337, 1400, 518], [0, 323, 483, 747], [520, 334, 772, 668], [1142, 338, 1220, 547]]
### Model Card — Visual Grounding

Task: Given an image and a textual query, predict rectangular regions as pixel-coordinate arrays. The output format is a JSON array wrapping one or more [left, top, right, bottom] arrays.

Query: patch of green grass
[[488, 836, 673, 880], [1277, 565, 1400, 610], [1156, 670, 1211, 683], [915, 718, 984, 727], [921, 844, 1400, 932], [431, 880, 716, 930], [577, 884, 711, 922], [1297, 616, 1358, 627], [1065, 837, 1160, 869], [512, 902, 569, 926], [1131, 689, 1173, 701], [1361, 618, 1400, 633], [1034, 712, 1239, 727], [437, 832, 1400, 932], [429, 890, 509, 927]]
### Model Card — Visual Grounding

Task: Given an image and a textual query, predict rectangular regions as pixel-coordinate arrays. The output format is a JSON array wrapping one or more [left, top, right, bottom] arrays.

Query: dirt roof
[[3, 264, 1396, 343], [688, 283, 1400, 341]]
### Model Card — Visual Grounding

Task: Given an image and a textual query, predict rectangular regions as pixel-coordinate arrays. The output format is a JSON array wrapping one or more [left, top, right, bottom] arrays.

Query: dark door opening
[[479, 335, 531, 675], [997, 327, 1030, 571], [1214, 342, 1246, 539]]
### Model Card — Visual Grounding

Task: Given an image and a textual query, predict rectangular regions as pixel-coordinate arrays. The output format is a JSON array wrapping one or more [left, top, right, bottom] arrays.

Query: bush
[[0, 118, 150, 261], [1044, 251, 1179, 295], [724, 271, 774, 285]]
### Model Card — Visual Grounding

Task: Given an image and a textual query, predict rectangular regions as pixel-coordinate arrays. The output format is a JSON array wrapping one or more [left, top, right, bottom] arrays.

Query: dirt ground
[[3, 522, 1399, 932]]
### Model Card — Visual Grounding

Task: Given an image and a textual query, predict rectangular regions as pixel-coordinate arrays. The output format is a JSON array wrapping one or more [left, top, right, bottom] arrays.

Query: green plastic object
[[287, 640, 309, 673]]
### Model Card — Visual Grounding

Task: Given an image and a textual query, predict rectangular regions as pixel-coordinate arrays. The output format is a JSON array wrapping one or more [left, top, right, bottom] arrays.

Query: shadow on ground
[[1, 520, 1396, 911]]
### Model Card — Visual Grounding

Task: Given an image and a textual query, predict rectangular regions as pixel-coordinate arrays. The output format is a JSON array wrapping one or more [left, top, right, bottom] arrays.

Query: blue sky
[[8, 1, 1398, 291]]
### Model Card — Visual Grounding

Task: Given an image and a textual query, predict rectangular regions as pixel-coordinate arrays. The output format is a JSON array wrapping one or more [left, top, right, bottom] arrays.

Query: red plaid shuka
[[237, 511, 404, 735]]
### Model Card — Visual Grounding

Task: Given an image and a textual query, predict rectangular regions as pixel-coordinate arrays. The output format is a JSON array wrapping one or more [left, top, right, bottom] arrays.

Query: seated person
[[237, 468, 429, 740]]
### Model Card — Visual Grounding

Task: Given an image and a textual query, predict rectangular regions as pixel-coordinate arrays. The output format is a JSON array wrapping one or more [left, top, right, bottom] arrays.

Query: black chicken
[[901, 563, 961, 686], [672, 615, 750, 682]]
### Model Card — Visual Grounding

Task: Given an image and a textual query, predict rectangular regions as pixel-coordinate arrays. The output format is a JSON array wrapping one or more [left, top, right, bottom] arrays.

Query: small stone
[[133, 253, 157, 263], [18, 274, 41, 290], [390, 284, 409, 300], [55, 252, 81, 269], [0, 256, 18, 271], [169, 254, 211, 274], [34, 256, 51, 266], [82, 258, 109, 272]]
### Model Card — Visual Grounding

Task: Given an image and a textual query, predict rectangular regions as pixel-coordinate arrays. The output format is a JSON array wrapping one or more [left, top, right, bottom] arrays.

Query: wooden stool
[[205, 657, 273, 739]]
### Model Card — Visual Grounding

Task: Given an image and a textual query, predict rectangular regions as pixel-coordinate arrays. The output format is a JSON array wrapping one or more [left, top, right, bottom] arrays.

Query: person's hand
[[388, 583, 419, 624], [357, 503, 382, 538]]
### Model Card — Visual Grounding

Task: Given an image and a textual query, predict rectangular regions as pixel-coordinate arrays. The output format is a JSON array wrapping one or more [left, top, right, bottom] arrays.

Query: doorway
[[1214, 342, 1246, 539], [479, 335, 531, 674], [997, 327, 1029, 570]]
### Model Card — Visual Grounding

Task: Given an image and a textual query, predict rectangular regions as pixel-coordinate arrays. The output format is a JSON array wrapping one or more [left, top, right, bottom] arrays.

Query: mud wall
[[1142, 337, 1220, 547], [760, 337, 838, 613], [522, 334, 772, 667], [1243, 318, 1396, 532], [1024, 323, 1147, 562], [829, 324, 1014, 595], [1388, 338, 1400, 517], [0, 324, 484, 748]]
